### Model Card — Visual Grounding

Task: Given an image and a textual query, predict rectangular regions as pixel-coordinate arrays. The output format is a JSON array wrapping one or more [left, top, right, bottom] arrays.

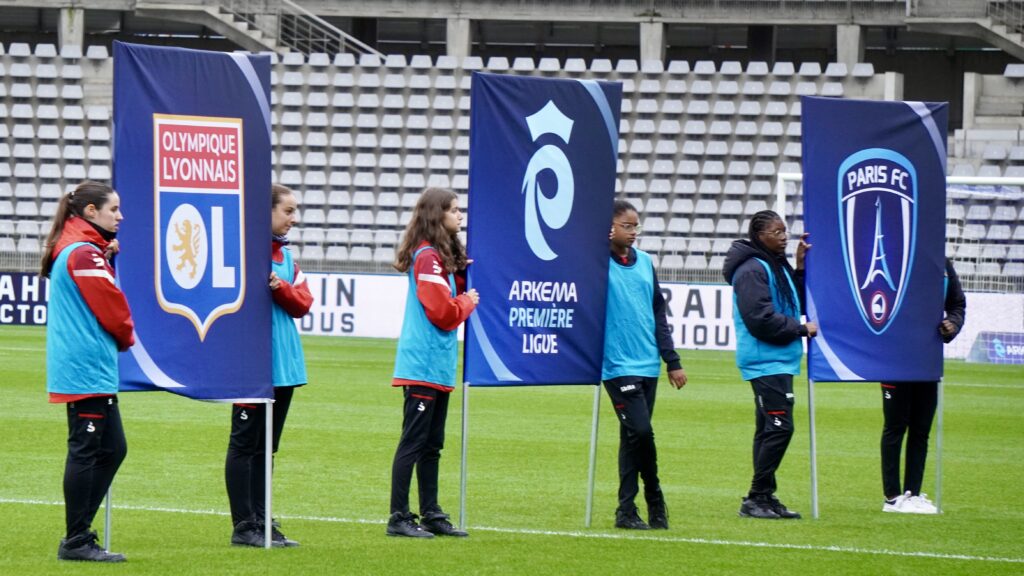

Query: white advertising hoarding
[[3, 270, 1009, 360]]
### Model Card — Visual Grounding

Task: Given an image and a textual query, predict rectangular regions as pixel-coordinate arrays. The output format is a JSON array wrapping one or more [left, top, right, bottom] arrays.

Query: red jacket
[[271, 240, 313, 318], [392, 241, 475, 392], [49, 217, 134, 403]]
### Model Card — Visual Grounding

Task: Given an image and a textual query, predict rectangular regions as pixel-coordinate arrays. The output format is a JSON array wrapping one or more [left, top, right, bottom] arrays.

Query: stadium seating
[[0, 43, 1020, 282]]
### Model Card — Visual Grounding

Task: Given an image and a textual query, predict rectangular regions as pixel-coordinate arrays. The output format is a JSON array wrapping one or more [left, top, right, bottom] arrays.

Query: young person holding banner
[[603, 200, 688, 530], [225, 184, 311, 547], [723, 210, 816, 520], [42, 181, 134, 562], [387, 187, 478, 539], [880, 257, 965, 514]]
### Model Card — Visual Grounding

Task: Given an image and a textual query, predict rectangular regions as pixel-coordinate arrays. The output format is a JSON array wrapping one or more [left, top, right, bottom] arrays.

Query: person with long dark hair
[[722, 210, 816, 519], [387, 187, 478, 538], [42, 181, 134, 562], [603, 200, 688, 530], [225, 184, 312, 547]]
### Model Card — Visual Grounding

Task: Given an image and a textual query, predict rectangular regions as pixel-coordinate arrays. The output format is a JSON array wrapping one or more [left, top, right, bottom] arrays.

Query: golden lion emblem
[[172, 219, 202, 279]]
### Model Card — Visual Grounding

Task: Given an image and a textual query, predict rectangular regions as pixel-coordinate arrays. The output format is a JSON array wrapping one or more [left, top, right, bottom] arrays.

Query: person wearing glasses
[[722, 209, 816, 520], [602, 199, 688, 530]]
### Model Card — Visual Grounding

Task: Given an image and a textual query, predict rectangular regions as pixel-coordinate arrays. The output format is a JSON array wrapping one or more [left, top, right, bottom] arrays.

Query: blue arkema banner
[[113, 41, 273, 400], [465, 72, 621, 386], [802, 96, 948, 382]]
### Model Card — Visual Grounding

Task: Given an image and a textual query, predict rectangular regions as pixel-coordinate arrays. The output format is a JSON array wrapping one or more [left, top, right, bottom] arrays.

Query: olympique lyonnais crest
[[837, 148, 917, 335], [154, 114, 245, 340]]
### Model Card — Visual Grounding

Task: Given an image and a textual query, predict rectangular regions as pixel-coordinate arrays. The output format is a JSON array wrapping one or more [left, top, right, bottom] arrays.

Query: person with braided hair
[[722, 210, 816, 520]]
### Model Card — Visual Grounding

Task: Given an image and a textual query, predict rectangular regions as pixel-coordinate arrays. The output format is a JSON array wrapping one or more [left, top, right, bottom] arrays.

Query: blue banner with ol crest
[[802, 96, 947, 382], [465, 72, 621, 386], [113, 42, 273, 400]]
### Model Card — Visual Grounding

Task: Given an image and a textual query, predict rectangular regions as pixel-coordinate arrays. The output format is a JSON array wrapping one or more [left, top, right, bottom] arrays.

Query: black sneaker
[[738, 496, 780, 519], [231, 520, 273, 547], [386, 512, 434, 538], [615, 507, 651, 530], [270, 525, 300, 547], [768, 496, 802, 519], [421, 512, 468, 537], [57, 532, 126, 562], [647, 499, 669, 530]]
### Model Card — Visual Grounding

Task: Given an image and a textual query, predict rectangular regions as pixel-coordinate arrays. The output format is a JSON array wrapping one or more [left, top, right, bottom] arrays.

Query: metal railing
[[989, 0, 1024, 34], [0, 252, 40, 273], [218, 0, 382, 56], [910, 0, 989, 18], [455, 0, 912, 20], [277, 0, 381, 56]]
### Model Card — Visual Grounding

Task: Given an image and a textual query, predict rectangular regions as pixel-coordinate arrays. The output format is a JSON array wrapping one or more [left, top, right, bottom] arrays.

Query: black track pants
[[390, 385, 450, 516], [880, 381, 937, 498], [225, 385, 294, 526], [603, 376, 661, 512], [64, 396, 127, 540], [748, 374, 794, 498]]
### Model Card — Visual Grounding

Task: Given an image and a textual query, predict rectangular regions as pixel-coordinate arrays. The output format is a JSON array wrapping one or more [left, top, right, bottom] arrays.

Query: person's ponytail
[[39, 181, 114, 278]]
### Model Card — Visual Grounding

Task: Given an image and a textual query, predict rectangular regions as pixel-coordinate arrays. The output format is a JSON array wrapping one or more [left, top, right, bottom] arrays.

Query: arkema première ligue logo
[[837, 148, 918, 335], [153, 114, 245, 341], [521, 100, 575, 261]]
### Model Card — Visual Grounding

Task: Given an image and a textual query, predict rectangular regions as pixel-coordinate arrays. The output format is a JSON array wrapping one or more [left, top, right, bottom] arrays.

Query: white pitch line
[[946, 382, 1023, 390], [2, 497, 1021, 564]]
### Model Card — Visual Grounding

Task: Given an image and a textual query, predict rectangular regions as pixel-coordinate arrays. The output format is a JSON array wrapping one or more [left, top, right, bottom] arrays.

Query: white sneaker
[[904, 493, 939, 514], [882, 493, 908, 512]]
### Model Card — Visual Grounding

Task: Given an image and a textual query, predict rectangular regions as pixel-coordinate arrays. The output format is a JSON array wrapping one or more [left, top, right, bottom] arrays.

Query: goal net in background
[[944, 181, 1024, 293], [776, 174, 1024, 360], [775, 174, 1024, 293]]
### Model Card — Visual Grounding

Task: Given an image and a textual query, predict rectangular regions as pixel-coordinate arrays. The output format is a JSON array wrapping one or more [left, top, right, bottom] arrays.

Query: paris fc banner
[[802, 96, 947, 382], [113, 42, 273, 400], [464, 73, 621, 386]]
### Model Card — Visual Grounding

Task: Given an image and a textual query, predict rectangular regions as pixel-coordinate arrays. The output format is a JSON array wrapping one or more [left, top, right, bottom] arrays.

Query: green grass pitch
[[1, 325, 1021, 575]]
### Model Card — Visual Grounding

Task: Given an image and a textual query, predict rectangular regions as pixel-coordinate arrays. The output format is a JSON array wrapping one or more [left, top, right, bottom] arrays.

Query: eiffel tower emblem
[[860, 197, 896, 291]]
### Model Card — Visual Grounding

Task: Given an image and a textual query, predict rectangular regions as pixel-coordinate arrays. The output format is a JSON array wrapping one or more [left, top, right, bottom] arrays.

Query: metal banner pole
[[584, 385, 601, 528], [103, 488, 112, 551], [459, 383, 469, 530], [808, 377, 820, 519], [264, 399, 274, 549], [935, 378, 944, 513]]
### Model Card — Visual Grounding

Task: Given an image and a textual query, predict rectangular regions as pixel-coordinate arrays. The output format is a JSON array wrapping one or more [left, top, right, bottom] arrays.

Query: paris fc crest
[[154, 114, 245, 340], [837, 148, 917, 335]]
